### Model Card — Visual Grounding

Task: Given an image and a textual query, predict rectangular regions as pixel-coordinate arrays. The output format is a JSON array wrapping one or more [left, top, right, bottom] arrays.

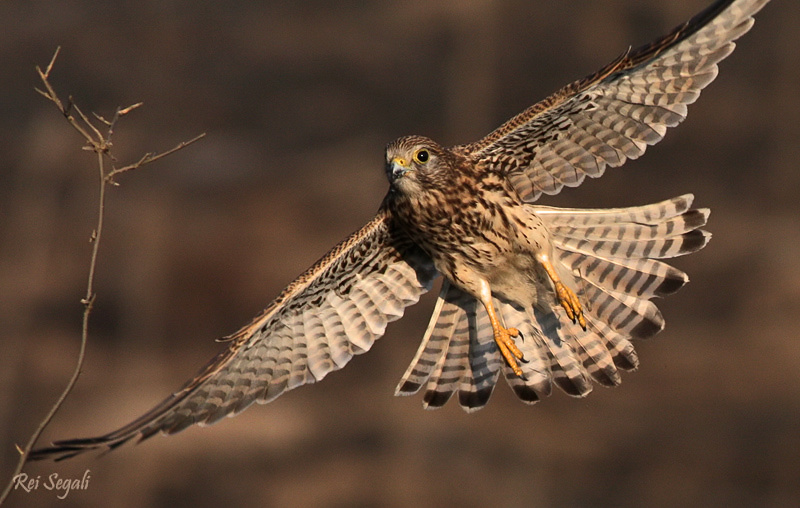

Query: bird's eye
[[414, 149, 429, 164]]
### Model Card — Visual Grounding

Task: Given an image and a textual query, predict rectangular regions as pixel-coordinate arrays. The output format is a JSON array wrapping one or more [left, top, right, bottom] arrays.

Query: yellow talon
[[476, 278, 526, 377], [494, 326, 524, 377], [540, 256, 587, 330], [554, 280, 586, 330]]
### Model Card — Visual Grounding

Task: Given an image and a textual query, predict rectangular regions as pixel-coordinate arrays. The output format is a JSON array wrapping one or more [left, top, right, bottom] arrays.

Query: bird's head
[[385, 135, 455, 196]]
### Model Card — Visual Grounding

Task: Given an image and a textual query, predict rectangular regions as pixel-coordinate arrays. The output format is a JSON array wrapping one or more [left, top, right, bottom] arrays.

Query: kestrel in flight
[[32, 0, 769, 461]]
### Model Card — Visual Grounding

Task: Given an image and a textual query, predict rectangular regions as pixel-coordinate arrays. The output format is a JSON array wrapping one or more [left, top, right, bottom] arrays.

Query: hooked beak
[[389, 157, 411, 182]]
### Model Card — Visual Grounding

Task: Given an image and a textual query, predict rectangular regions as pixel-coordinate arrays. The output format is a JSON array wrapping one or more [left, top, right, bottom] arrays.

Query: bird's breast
[[393, 187, 550, 286]]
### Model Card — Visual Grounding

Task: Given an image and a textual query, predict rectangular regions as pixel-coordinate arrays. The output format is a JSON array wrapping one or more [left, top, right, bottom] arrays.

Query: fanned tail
[[395, 281, 503, 412], [395, 195, 709, 411], [540, 193, 709, 335]]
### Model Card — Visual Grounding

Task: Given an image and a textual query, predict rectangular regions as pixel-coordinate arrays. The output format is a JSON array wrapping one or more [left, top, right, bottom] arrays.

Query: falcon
[[31, 0, 769, 461]]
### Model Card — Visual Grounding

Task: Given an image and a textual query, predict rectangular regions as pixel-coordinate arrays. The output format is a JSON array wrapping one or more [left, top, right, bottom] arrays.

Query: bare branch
[[74, 100, 106, 146], [117, 102, 143, 116], [42, 46, 60, 77], [0, 47, 204, 506], [93, 111, 112, 127], [105, 102, 143, 148], [106, 132, 206, 182]]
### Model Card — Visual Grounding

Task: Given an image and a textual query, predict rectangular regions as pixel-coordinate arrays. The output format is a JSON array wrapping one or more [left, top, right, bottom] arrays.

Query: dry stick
[[0, 48, 204, 505]]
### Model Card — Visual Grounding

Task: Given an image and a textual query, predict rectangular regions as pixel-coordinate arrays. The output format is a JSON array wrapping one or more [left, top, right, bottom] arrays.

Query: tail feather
[[394, 287, 455, 396], [420, 321, 470, 408], [548, 208, 709, 242], [553, 229, 709, 260], [397, 195, 708, 411], [534, 193, 695, 226], [543, 194, 710, 341], [589, 318, 639, 371], [397, 284, 560, 411], [572, 321, 622, 387], [420, 287, 473, 408], [457, 308, 504, 411], [498, 303, 553, 403], [532, 307, 594, 397], [396, 281, 501, 410], [581, 283, 665, 339], [559, 252, 690, 298]]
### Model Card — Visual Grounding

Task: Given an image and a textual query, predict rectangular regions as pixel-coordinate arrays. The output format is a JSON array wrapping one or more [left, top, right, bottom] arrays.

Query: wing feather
[[31, 208, 437, 461], [459, 0, 769, 201]]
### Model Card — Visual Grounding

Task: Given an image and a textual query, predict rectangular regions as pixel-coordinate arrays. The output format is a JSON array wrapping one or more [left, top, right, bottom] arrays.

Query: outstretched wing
[[459, 0, 769, 202], [31, 208, 437, 461]]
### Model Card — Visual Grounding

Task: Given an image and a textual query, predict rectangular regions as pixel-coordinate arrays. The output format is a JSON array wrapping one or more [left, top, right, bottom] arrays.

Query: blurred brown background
[[1, 1, 798, 507]]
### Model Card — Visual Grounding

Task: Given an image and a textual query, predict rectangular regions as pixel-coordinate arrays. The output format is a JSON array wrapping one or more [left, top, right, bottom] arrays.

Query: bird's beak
[[389, 157, 411, 181]]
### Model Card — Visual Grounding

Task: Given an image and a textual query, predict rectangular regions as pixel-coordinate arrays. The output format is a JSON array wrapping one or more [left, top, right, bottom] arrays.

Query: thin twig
[[74, 100, 107, 145], [0, 47, 203, 505], [106, 132, 206, 183]]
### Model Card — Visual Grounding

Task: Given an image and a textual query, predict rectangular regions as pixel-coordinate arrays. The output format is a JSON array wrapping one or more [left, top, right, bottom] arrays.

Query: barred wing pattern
[[30, 0, 763, 460], [31, 210, 437, 461], [397, 195, 709, 411], [461, 0, 769, 202]]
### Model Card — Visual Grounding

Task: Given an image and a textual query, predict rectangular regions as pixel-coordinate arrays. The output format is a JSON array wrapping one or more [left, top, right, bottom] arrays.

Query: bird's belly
[[401, 196, 553, 306], [483, 249, 544, 305], [473, 208, 552, 305]]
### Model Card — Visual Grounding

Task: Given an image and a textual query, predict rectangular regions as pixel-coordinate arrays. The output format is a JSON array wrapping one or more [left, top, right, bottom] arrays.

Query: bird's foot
[[494, 326, 525, 377], [554, 281, 586, 330]]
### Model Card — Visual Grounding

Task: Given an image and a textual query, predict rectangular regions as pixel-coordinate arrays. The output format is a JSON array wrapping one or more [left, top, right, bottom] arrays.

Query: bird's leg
[[477, 279, 525, 377], [538, 254, 586, 330]]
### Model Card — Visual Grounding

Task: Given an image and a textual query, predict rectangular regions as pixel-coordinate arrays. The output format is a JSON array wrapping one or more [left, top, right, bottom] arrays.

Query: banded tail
[[396, 195, 709, 411]]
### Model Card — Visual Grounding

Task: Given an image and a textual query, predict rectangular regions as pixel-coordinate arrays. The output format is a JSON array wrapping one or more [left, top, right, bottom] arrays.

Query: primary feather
[[31, 0, 766, 461]]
